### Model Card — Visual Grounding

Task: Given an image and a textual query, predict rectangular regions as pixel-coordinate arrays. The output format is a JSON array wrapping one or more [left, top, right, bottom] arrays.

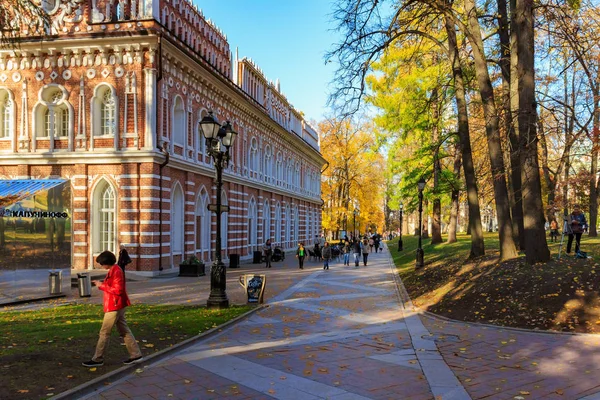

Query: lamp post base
[[207, 261, 229, 309], [397, 238, 403, 251], [415, 248, 424, 269]]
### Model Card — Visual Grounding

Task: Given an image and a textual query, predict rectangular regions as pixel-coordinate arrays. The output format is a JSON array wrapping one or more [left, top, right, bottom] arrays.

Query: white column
[[144, 67, 157, 150]]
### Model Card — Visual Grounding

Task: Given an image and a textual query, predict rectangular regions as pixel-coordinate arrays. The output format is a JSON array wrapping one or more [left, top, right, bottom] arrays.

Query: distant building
[[0, 0, 325, 274]]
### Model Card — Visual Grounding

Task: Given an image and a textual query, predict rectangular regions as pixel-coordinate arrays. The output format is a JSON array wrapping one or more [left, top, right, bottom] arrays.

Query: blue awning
[[0, 179, 67, 208]]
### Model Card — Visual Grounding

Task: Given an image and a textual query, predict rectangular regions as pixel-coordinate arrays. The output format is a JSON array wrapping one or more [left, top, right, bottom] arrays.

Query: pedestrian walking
[[549, 219, 559, 243], [362, 238, 370, 266], [117, 245, 132, 271], [567, 205, 587, 255], [322, 241, 332, 270], [82, 251, 143, 368], [263, 239, 273, 268], [352, 239, 361, 267], [296, 242, 306, 269], [342, 239, 351, 266], [369, 237, 375, 253]]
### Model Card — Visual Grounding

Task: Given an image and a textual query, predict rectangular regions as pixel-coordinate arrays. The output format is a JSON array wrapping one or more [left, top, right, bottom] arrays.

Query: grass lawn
[[0, 304, 253, 400], [391, 231, 600, 334]]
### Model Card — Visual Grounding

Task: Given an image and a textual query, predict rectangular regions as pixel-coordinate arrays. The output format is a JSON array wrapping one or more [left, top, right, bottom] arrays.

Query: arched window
[[276, 152, 283, 184], [263, 200, 271, 243], [248, 198, 257, 251], [101, 90, 116, 136], [171, 184, 185, 263], [275, 203, 281, 244], [264, 146, 272, 183], [197, 115, 207, 163], [173, 96, 185, 146], [93, 179, 116, 255], [295, 162, 300, 188], [195, 190, 210, 257], [0, 89, 14, 139], [249, 137, 258, 176], [91, 84, 117, 137], [37, 89, 71, 138]]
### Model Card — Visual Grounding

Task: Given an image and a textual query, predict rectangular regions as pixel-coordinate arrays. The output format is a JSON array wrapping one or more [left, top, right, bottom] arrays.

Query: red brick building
[[0, 0, 325, 274]]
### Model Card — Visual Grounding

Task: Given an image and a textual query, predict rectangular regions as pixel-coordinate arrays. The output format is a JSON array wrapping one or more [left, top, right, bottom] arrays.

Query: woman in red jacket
[[82, 251, 143, 367]]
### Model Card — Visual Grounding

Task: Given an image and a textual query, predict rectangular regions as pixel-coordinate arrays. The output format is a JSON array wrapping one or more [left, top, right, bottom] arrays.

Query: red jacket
[[97, 264, 131, 312]]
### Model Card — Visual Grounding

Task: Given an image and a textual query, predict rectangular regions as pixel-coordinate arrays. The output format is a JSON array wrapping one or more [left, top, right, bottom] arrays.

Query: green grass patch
[[1, 304, 253, 399], [390, 232, 600, 333]]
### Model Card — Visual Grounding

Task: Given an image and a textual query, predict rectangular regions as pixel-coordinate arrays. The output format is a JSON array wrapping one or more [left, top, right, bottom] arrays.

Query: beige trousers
[[93, 308, 142, 361]]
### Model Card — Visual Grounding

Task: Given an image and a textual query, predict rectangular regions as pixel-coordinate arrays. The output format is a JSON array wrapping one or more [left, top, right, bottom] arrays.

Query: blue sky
[[194, 0, 338, 123]]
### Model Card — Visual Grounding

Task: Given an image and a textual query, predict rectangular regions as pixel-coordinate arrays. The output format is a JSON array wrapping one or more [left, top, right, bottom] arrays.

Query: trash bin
[[77, 273, 92, 297], [229, 254, 240, 268], [253, 251, 263, 264], [48, 270, 62, 295]]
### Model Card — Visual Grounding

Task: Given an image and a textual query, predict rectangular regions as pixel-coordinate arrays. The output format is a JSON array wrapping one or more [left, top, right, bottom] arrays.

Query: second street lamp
[[416, 178, 426, 269], [398, 203, 404, 251], [199, 111, 238, 309]]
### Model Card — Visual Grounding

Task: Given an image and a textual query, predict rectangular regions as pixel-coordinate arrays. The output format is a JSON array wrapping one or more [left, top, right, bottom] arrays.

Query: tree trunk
[[506, 0, 526, 250], [589, 71, 599, 236], [445, 15, 485, 257], [515, 0, 550, 264], [431, 86, 443, 245], [464, 0, 518, 260], [447, 140, 462, 244]]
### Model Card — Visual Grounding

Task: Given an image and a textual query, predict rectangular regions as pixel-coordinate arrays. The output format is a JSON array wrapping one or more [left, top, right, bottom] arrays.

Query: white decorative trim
[[74, 230, 88, 235]]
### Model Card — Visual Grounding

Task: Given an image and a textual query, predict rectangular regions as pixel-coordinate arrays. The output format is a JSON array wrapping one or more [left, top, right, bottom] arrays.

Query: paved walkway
[[48, 247, 600, 399]]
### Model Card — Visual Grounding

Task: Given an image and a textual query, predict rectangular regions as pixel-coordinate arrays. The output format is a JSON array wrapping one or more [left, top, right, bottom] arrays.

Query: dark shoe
[[82, 359, 104, 367], [123, 356, 143, 365]]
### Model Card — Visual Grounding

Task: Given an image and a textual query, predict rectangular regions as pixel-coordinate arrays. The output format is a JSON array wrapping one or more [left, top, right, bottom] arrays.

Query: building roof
[[0, 179, 67, 208]]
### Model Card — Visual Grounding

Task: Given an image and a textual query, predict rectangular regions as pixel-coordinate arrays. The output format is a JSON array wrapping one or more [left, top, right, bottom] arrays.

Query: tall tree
[[458, 0, 519, 260], [445, 14, 485, 255], [514, 0, 551, 263]]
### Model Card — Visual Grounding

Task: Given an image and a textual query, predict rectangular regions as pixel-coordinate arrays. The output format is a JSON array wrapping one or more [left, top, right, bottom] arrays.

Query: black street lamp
[[398, 203, 404, 251], [199, 111, 237, 309], [416, 177, 426, 269]]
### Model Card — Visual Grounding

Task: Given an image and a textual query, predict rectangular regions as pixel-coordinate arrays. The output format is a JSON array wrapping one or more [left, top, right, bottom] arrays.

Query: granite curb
[[50, 304, 266, 400]]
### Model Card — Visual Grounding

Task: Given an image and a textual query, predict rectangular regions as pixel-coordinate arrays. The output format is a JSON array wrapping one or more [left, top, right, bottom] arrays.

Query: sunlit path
[[82, 246, 468, 400]]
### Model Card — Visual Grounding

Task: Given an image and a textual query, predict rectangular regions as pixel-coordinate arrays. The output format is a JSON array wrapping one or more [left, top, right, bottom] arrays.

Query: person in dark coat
[[567, 205, 587, 254], [117, 245, 132, 271]]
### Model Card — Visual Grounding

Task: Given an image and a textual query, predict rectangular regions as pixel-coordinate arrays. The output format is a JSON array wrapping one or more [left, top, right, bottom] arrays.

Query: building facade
[[0, 0, 325, 273]]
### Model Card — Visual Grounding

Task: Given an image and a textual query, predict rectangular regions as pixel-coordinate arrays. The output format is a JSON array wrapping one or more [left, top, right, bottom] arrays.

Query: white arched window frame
[[249, 137, 258, 178], [196, 111, 207, 164], [263, 200, 271, 243], [195, 189, 210, 258], [275, 203, 282, 244], [33, 84, 74, 152], [92, 178, 117, 256], [295, 162, 300, 189], [172, 96, 186, 150], [91, 84, 117, 137], [264, 146, 272, 184], [248, 198, 257, 252], [171, 183, 185, 264], [276, 152, 283, 185], [287, 160, 293, 188], [101, 90, 116, 136], [0, 88, 15, 150]]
